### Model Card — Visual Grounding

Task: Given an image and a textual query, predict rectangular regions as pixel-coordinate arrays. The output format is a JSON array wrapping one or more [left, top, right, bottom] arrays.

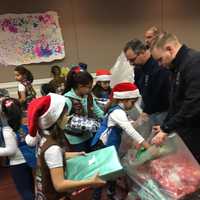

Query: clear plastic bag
[[127, 100, 142, 121], [122, 133, 200, 200], [110, 52, 134, 88], [119, 109, 152, 157], [132, 114, 152, 140]]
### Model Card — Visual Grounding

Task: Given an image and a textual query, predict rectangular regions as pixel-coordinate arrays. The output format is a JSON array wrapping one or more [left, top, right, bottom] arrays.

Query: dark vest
[[35, 136, 70, 200]]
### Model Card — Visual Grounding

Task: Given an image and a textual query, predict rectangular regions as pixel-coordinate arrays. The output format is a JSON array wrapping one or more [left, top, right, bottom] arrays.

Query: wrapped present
[[65, 115, 100, 136], [123, 133, 200, 199], [65, 146, 124, 181]]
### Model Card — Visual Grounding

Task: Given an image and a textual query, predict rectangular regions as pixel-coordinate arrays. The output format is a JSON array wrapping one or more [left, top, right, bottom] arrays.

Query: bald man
[[144, 26, 160, 48]]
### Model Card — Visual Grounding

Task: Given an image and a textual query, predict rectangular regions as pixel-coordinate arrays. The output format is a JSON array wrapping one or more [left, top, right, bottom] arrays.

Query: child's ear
[[134, 97, 139, 102]]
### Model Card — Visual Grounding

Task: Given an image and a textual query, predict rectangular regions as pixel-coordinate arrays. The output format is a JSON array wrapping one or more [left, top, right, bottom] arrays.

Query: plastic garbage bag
[[122, 133, 200, 199], [132, 114, 152, 139], [110, 52, 134, 88]]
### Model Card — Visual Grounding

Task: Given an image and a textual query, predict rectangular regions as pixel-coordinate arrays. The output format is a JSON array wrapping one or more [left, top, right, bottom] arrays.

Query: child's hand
[[134, 142, 142, 150], [135, 141, 150, 150], [90, 173, 106, 187], [142, 141, 150, 149], [75, 151, 86, 156], [65, 151, 86, 159]]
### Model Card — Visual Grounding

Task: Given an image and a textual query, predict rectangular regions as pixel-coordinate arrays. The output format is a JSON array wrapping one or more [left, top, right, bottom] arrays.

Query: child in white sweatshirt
[[91, 82, 149, 150], [0, 97, 35, 200]]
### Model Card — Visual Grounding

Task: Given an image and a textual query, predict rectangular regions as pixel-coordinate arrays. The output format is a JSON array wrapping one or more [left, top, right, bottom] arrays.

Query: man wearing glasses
[[124, 39, 171, 127]]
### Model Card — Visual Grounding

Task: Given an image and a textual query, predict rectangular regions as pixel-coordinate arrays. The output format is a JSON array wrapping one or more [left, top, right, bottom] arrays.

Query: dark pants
[[92, 181, 116, 200], [178, 128, 200, 164], [10, 163, 34, 200]]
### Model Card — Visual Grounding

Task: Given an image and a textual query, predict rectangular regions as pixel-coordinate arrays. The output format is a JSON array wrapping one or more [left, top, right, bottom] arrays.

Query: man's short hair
[[151, 32, 179, 50], [124, 39, 147, 54], [146, 26, 160, 36]]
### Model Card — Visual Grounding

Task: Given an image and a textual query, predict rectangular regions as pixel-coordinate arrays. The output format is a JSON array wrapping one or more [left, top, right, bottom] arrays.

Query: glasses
[[127, 53, 140, 65]]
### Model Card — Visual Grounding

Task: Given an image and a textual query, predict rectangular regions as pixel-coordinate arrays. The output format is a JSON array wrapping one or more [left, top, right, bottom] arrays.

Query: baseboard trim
[[0, 78, 52, 89]]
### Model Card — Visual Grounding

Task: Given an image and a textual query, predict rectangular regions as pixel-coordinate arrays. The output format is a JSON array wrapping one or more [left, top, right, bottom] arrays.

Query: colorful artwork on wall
[[0, 11, 65, 66]]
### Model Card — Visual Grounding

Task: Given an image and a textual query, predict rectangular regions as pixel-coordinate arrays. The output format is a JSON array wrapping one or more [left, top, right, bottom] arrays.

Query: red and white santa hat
[[96, 69, 111, 82], [25, 93, 66, 146], [112, 82, 141, 99]]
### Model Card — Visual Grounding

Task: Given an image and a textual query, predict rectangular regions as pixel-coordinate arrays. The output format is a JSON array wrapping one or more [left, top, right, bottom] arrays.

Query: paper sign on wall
[[0, 11, 65, 66]]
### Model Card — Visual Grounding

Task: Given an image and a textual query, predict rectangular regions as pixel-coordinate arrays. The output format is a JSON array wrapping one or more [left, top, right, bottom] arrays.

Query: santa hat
[[96, 69, 111, 82], [25, 93, 66, 146], [112, 82, 141, 99]]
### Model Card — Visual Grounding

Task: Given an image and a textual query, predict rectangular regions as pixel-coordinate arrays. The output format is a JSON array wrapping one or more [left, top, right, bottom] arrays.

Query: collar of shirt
[[68, 88, 87, 101], [118, 103, 125, 110], [142, 56, 158, 74], [171, 44, 189, 72]]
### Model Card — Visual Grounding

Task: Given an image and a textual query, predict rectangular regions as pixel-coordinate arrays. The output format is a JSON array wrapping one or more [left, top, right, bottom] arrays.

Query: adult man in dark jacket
[[151, 32, 200, 163], [124, 39, 171, 126]]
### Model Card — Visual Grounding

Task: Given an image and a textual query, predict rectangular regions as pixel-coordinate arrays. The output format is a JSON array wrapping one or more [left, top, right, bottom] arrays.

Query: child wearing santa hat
[[92, 69, 112, 110], [93, 69, 112, 99], [25, 93, 105, 200], [91, 82, 149, 200], [91, 82, 149, 150]]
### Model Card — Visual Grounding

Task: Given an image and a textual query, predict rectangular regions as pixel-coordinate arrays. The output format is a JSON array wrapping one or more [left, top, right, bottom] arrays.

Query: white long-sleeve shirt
[[0, 126, 25, 165], [107, 109, 144, 144]]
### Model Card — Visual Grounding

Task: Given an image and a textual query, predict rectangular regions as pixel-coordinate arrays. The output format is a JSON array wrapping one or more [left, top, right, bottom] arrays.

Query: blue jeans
[[10, 163, 34, 200]]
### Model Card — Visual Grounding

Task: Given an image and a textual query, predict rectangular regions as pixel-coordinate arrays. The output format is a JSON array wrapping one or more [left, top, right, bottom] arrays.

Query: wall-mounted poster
[[0, 11, 65, 66]]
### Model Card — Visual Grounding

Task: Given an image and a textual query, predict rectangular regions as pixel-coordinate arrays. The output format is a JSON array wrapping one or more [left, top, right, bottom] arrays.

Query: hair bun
[[72, 66, 84, 74]]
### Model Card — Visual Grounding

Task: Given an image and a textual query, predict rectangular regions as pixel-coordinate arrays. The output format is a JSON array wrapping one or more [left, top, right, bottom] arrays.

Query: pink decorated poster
[[0, 11, 65, 66]]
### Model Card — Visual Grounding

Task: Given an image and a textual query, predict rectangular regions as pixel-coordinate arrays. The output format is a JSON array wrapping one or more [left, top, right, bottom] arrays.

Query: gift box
[[65, 146, 124, 181], [65, 115, 100, 135]]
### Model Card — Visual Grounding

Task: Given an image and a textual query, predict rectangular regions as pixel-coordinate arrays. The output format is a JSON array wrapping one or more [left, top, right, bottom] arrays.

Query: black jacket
[[162, 45, 200, 134], [134, 56, 171, 115]]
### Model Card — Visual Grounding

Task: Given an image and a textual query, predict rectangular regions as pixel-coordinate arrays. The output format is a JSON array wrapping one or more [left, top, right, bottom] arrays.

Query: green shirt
[[64, 89, 104, 144]]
